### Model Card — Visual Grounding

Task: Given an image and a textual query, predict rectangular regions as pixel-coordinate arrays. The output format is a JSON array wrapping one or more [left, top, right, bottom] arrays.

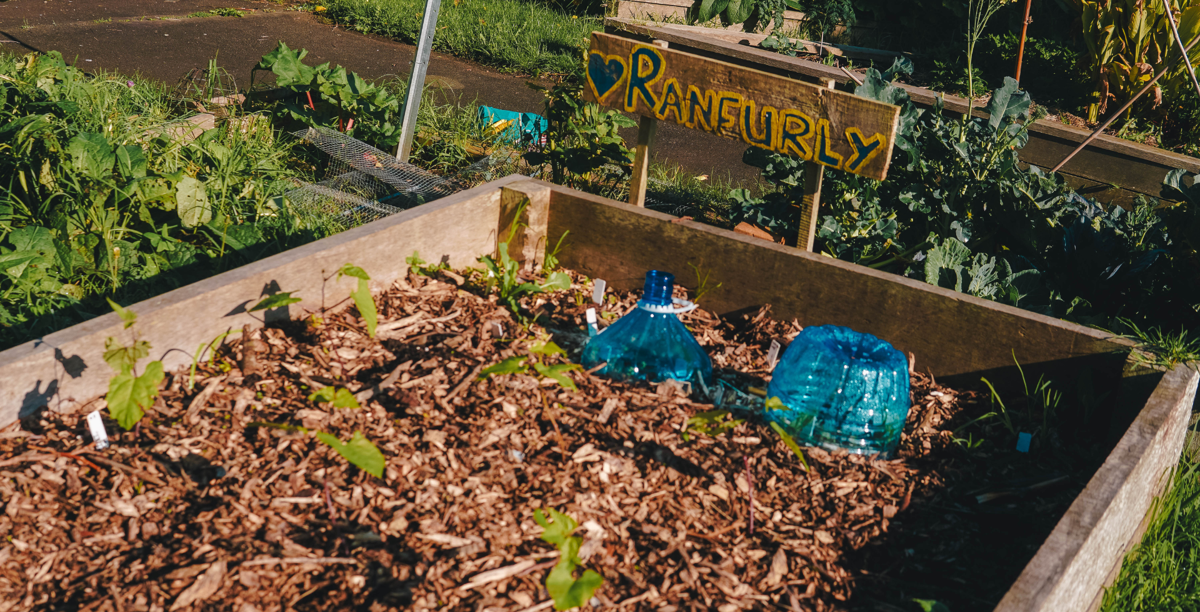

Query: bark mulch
[[0, 268, 1100, 611]]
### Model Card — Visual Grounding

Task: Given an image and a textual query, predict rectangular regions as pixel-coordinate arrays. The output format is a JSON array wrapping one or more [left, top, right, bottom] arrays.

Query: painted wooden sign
[[583, 32, 901, 181]]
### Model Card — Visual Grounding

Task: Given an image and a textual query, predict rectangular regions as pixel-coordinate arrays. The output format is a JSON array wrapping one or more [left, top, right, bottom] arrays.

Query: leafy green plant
[[103, 299, 165, 430], [524, 77, 635, 192], [533, 507, 604, 611], [768, 420, 810, 470], [478, 200, 571, 319], [544, 231, 569, 271], [688, 262, 723, 303], [978, 352, 1062, 444], [252, 42, 402, 150], [1071, 0, 1200, 122], [250, 291, 303, 312], [337, 263, 377, 338], [479, 339, 582, 391]]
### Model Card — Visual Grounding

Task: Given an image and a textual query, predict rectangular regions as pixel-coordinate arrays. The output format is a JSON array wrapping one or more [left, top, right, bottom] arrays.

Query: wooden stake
[[628, 39, 668, 208], [797, 78, 836, 251]]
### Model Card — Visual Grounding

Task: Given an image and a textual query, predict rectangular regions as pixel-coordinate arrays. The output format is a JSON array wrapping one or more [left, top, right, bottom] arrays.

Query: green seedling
[[188, 328, 242, 390], [534, 508, 604, 611], [103, 299, 164, 430], [768, 421, 810, 471], [251, 421, 384, 477], [544, 230, 569, 271], [308, 386, 360, 409], [406, 251, 449, 276], [479, 340, 582, 391], [688, 261, 723, 303], [478, 198, 570, 320], [337, 263, 377, 338], [680, 409, 744, 442]]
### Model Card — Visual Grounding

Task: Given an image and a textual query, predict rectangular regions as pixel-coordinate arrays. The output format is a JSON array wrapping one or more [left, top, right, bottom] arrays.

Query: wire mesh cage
[[284, 126, 471, 232]]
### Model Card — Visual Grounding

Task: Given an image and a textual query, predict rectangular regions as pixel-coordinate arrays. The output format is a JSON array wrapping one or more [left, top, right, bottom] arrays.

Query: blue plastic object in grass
[[477, 106, 548, 144], [765, 325, 910, 457], [581, 270, 712, 386]]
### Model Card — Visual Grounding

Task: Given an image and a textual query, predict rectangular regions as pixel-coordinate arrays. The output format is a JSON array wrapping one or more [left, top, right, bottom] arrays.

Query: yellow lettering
[[714, 92, 743, 136], [685, 85, 715, 132], [740, 100, 777, 150], [778, 109, 814, 161], [844, 128, 886, 173], [625, 46, 665, 112], [815, 119, 843, 170], [656, 78, 686, 122]]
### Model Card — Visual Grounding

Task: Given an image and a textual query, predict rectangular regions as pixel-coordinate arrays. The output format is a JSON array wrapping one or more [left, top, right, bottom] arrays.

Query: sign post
[[582, 32, 900, 250], [628, 39, 668, 208]]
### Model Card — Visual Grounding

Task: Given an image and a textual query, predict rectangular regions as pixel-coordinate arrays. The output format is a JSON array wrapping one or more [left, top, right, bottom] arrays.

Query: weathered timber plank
[[585, 32, 900, 180], [605, 19, 1200, 205], [615, 19, 904, 63], [997, 364, 1199, 612], [0, 174, 532, 430], [545, 185, 1131, 379]]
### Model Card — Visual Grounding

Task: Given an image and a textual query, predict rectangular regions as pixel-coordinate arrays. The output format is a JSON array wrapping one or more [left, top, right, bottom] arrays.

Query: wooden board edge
[[546, 185, 1129, 344], [995, 365, 1200, 611], [0, 175, 531, 431]]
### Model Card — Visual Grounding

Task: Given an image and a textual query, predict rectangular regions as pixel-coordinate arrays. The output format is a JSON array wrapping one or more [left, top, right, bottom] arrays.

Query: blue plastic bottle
[[765, 325, 910, 456], [581, 270, 713, 386]]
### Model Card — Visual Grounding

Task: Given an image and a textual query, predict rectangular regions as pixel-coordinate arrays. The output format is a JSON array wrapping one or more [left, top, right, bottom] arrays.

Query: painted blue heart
[[587, 52, 626, 100]]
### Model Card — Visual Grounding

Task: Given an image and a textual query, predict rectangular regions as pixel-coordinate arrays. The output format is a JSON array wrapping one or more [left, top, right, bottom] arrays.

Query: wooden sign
[[583, 32, 901, 181]]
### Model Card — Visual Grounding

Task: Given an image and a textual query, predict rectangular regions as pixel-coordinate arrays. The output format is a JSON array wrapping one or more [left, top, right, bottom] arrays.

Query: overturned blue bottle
[[581, 270, 712, 386], [765, 325, 910, 457]]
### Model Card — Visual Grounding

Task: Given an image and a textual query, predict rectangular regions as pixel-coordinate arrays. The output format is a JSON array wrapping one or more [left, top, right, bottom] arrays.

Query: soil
[[0, 268, 1103, 612]]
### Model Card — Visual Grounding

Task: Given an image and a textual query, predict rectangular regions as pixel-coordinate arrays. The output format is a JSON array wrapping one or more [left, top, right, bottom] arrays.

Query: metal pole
[[1014, 0, 1033, 82], [396, 0, 442, 162], [1052, 31, 1200, 173], [1160, 0, 1200, 100]]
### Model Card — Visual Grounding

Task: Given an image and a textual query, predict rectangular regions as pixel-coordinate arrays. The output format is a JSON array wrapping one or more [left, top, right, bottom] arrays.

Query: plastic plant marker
[[87, 410, 109, 451], [765, 325, 910, 457], [767, 339, 782, 369], [592, 279, 606, 305], [1016, 432, 1032, 453], [581, 270, 712, 385], [586, 308, 599, 337]]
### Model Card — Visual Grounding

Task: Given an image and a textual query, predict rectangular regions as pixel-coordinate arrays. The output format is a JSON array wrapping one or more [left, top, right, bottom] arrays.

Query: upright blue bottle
[[765, 325, 910, 457], [581, 270, 713, 386]]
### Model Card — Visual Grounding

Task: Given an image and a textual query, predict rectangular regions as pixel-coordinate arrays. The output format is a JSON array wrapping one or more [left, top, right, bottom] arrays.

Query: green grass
[[186, 8, 248, 18], [319, 0, 600, 75], [1100, 452, 1200, 611]]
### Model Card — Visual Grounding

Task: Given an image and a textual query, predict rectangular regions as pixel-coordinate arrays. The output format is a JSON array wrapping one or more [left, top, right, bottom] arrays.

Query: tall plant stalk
[[963, 0, 1007, 137]]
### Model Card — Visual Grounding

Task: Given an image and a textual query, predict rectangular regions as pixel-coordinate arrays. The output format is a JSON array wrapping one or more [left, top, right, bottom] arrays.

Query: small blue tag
[[1016, 432, 1032, 453]]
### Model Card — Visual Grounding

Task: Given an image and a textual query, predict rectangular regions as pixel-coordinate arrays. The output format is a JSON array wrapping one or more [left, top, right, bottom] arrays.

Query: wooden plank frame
[[583, 31, 901, 180], [0, 175, 1194, 612]]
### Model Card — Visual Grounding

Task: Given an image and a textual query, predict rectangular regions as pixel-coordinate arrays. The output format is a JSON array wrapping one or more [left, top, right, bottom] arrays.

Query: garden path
[[0, 0, 757, 184]]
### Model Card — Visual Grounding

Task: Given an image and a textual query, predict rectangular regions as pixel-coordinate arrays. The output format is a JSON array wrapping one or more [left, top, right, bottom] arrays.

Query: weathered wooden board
[[0, 175, 547, 430], [998, 363, 1199, 612], [584, 31, 900, 180], [543, 183, 1131, 380], [606, 18, 1200, 207], [0, 175, 1194, 612]]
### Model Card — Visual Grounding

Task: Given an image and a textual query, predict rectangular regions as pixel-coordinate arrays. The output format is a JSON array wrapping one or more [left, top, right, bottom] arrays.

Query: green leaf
[[723, 0, 755, 24], [115, 144, 147, 179], [66, 132, 115, 180], [175, 176, 212, 228], [257, 41, 315, 88], [541, 271, 571, 292], [315, 430, 385, 477], [545, 560, 604, 611], [913, 600, 952, 612], [769, 421, 810, 471], [106, 360, 163, 430], [338, 265, 377, 339], [529, 340, 566, 357], [250, 291, 302, 312], [479, 356, 530, 378], [984, 77, 1031, 131], [924, 238, 972, 291], [104, 337, 150, 374], [107, 297, 138, 329], [682, 410, 744, 437], [534, 507, 578, 547], [533, 362, 581, 391], [308, 386, 361, 409]]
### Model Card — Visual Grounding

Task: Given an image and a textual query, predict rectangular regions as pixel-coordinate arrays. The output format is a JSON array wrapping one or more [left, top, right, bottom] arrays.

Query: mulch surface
[[0, 268, 1099, 611]]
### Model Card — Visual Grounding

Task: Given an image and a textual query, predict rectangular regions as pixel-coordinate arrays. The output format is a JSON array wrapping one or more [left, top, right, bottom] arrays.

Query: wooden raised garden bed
[[0, 175, 1195, 611]]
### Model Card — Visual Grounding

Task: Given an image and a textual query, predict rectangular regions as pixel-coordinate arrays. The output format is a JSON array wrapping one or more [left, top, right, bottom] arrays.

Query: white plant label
[[489, 321, 504, 338], [767, 339, 782, 369], [86, 410, 110, 451], [1016, 432, 1032, 453], [585, 308, 600, 337], [592, 279, 607, 305]]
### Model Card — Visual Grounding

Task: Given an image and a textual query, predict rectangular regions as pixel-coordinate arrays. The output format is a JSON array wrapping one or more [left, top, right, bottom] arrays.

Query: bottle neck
[[642, 270, 674, 307]]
